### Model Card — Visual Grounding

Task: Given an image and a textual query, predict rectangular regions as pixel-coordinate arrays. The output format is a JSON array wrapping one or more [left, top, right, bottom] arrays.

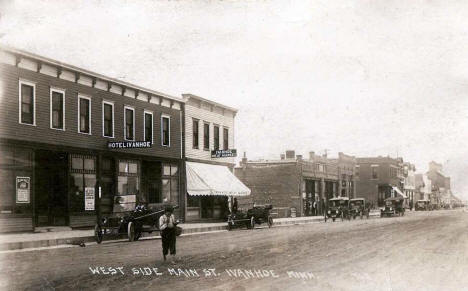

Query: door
[[35, 150, 68, 226]]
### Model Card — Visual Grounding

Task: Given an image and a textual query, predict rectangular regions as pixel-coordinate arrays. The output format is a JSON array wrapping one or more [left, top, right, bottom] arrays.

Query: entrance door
[[35, 150, 68, 226]]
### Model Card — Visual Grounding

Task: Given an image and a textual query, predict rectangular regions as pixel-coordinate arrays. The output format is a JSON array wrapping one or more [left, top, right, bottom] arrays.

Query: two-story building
[[403, 162, 416, 209], [329, 152, 357, 198], [182, 94, 250, 222], [355, 156, 406, 207], [0, 46, 185, 232]]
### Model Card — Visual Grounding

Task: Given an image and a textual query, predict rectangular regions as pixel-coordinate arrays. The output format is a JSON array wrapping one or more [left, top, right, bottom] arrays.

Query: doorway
[[35, 150, 68, 226]]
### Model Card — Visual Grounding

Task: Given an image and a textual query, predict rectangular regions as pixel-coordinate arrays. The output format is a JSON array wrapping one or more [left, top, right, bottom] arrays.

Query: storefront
[[185, 161, 250, 221]]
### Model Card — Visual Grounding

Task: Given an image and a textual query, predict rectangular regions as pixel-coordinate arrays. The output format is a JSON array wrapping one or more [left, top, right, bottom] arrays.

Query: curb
[[0, 212, 382, 251]]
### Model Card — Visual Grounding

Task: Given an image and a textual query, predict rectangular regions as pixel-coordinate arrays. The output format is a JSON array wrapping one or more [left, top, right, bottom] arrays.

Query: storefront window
[[161, 163, 179, 204], [69, 155, 96, 212], [117, 160, 140, 201]]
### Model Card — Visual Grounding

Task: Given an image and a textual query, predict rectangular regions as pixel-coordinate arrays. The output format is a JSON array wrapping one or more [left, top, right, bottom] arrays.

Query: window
[[192, 119, 199, 149], [355, 165, 360, 178], [214, 125, 220, 150], [50, 88, 65, 130], [69, 155, 96, 212], [124, 106, 135, 140], [102, 101, 114, 138], [316, 163, 324, 172], [161, 163, 179, 204], [19, 80, 35, 125], [223, 128, 229, 150], [118, 160, 140, 198], [203, 123, 210, 150], [144, 111, 153, 143], [161, 115, 170, 146], [78, 96, 91, 134], [371, 165, 379, 179]]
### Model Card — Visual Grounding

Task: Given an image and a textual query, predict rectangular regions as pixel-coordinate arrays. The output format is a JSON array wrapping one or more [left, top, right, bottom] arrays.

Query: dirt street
[[1, 210, 467, 291]]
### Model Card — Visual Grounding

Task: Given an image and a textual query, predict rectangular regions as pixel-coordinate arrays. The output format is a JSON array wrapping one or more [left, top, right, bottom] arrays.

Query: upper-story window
[[355, 165, 360, 178], [124, 106, 135, 141], [214, 125, 220, 150], [192, 119, 199, 149], [144, 111, 153, 143], [161, 115, 170, 147], [203, 123, 210, 150], [223, 128, 229, 150], [50, 88, 65, 130], [78, 95, 91, 134], [371, 165, 379, 179], [102, 101, 114, 138], [19, 80, 36, 126], [316, 163, 324, 172]]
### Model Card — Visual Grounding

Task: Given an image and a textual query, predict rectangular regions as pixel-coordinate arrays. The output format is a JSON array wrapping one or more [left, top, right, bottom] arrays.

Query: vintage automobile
[[380, 196, 405, 217], [227, 204, 274, 230], [325, 197, 350, 222], [349, 198, 370, 219], [415, 200, 431, 211], [94, 194, 178, 243]]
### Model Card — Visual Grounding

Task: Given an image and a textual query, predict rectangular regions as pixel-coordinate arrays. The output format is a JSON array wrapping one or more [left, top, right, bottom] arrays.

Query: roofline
[[182, 93, 238, 113], [0, 45, 184, 103]]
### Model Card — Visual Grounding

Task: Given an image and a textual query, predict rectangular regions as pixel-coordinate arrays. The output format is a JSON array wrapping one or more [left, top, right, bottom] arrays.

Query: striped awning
[[392, 186, 407, 198]]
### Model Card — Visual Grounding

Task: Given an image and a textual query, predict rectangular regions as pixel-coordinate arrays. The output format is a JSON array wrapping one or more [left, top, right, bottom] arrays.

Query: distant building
[[235, 151, 342, 218], [355, 156, 405, 207], [329, 152, 357, 198], [415, 174, 432, 201], [403, 162, 416, 209], [426, 161, 452, 207]]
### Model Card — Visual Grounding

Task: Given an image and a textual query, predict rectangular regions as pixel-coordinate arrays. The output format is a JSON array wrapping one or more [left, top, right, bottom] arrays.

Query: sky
[[0, 0, 467, 199]]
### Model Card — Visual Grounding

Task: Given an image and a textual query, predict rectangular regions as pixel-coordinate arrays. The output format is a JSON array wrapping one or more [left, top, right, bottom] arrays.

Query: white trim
[[18, 79, 36, 126], [49, 87, 66, 131], [161, 114, 171, 147], [143, 110, 154, 144], [78, 95, 92, 135], [124, 105, 135, 141], [102, 100, 114, 138]]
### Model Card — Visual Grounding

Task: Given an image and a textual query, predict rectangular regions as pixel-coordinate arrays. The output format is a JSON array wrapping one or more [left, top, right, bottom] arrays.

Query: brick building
[[355, 156, 405, 207], [0, 46, 185, 232], [426, 161, 452, 206], [235, 151, 339, 218], [329, 152, 357, 198]]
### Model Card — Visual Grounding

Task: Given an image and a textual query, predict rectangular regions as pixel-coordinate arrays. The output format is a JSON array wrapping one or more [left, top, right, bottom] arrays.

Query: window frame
[[192, 118, 199, 149], [124, 105, 135, 141], [77, 94, 92, 135], [213, 125, 220, 151], [18, 79, 36, 126], [203, 122, 210, 150], [144, 110, 154, 144], [161, 114, 171, 147], [49, 87, 66, 131], [102, 100, 114, 138], [223, 127, 229, 150], [371, 165, 379, 179]]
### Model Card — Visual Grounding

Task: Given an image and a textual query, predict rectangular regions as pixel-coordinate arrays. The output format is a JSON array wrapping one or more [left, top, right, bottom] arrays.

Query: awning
[[392, 186, 407, 198], [186, 162, 251, 196]]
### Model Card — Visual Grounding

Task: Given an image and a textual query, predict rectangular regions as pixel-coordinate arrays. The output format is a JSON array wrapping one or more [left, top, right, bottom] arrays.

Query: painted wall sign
[[107, 141, 152, 149], [211, 149, 237, 158], [85, 187, 95, 211], [16, 177, 30, 203]]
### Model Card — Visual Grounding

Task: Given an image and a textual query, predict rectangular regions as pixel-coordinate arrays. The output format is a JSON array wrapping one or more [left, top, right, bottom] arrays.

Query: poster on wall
[[16, 177, 30, 203], [85, 187, 95, 211]]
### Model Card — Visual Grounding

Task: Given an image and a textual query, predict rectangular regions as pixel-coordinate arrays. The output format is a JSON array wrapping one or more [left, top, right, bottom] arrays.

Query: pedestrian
[[159, 205, 178, 263], [232, 197, 238, 214]]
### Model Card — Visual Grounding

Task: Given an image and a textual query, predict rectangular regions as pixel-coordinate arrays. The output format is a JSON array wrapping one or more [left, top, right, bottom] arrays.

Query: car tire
[[128, 222, 135, 242], [250, 217, 255, 230], [94, 224, 103, 244]]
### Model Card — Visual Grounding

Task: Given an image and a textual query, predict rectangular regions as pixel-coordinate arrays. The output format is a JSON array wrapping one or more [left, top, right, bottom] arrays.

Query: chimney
[[296, 155, 303, 161], [309, 151, 315, 160], [241, 151, 247, 165], [285, 150, 295, 159], [280, 154, 285, 160]]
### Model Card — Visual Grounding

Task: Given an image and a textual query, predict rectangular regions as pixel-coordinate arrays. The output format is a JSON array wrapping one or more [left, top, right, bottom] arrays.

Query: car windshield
[[330, 201, 340, 207], [385, 200, 393, 206], [350, 201, 362, 207]]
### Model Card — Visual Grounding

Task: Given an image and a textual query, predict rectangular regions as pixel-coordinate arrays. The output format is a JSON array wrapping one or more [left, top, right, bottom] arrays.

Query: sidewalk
[[0, 211, 380, 252]]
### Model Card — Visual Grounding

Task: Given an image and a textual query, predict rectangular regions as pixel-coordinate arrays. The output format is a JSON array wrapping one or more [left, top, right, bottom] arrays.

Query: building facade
[[0, 47, 185, 232], [426, 161, 452, 207], [235, 151, 339, 218], [403, 162, 416, 209], [183, 94, 250, 222], [355, 156, 405, 208], [329, 152, 357, 198]]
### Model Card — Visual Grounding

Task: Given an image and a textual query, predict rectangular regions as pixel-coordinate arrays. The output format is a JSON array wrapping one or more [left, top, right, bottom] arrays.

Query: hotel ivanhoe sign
[[211, 149, 237, 158], [107, 141, 152, 149]]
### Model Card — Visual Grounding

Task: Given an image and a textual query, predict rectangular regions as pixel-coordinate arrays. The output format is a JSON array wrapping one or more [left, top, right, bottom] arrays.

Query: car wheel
[[332, 218, 336, 222], [250, 217, 255, 229], [94, 224, 103, 244], [128, 222, 135, 242], [268, 216, 273, 228]]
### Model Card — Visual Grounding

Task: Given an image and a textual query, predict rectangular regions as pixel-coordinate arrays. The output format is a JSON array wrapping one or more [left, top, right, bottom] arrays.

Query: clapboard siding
[[0, 64, 181, 159], [184, 99, 235, 164], [0, 217, 34, 232], [69, 215, 97, 228]]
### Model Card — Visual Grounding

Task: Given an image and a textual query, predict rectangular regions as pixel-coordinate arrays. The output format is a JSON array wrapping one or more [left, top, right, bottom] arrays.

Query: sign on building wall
[[85, 187, 95, 211], [16, 177, 30, 203], [211, 149, 237, 158], [108, 141, 152, 149]]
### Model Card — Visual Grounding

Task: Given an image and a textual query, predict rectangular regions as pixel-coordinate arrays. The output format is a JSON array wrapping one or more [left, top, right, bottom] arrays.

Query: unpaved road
[[1, 210, 467, 291]]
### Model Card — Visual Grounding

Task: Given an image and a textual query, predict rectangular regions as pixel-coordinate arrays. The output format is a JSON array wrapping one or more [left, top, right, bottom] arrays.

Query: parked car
[[227, 204, 274, 230], [380, 196, 405, 217], [325, 197, 350, 222], [349, 198, 370, 219], [415, 200, 431, 211]]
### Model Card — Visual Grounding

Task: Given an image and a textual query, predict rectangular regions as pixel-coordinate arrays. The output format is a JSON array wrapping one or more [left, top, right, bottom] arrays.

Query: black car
[[349, 198, 370, 219], [325, 197, 350, 222], [227, 204, 274, 230], [380, 196, 405, 217]]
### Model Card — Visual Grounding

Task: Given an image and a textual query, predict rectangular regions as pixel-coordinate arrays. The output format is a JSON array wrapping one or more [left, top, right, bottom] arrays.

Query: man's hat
[[164, 205, 174, 213]]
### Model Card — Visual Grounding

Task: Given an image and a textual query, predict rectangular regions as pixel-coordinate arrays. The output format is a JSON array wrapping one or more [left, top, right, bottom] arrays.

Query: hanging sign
[[16, 177, 30, 203], [211, 149, 237, 158], [85, 187, 95, 211]]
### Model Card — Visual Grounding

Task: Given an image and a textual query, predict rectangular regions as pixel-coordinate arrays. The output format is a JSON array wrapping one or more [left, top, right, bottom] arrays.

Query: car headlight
[[328, 210, 331, 214], [390, 208, 393, 211]]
